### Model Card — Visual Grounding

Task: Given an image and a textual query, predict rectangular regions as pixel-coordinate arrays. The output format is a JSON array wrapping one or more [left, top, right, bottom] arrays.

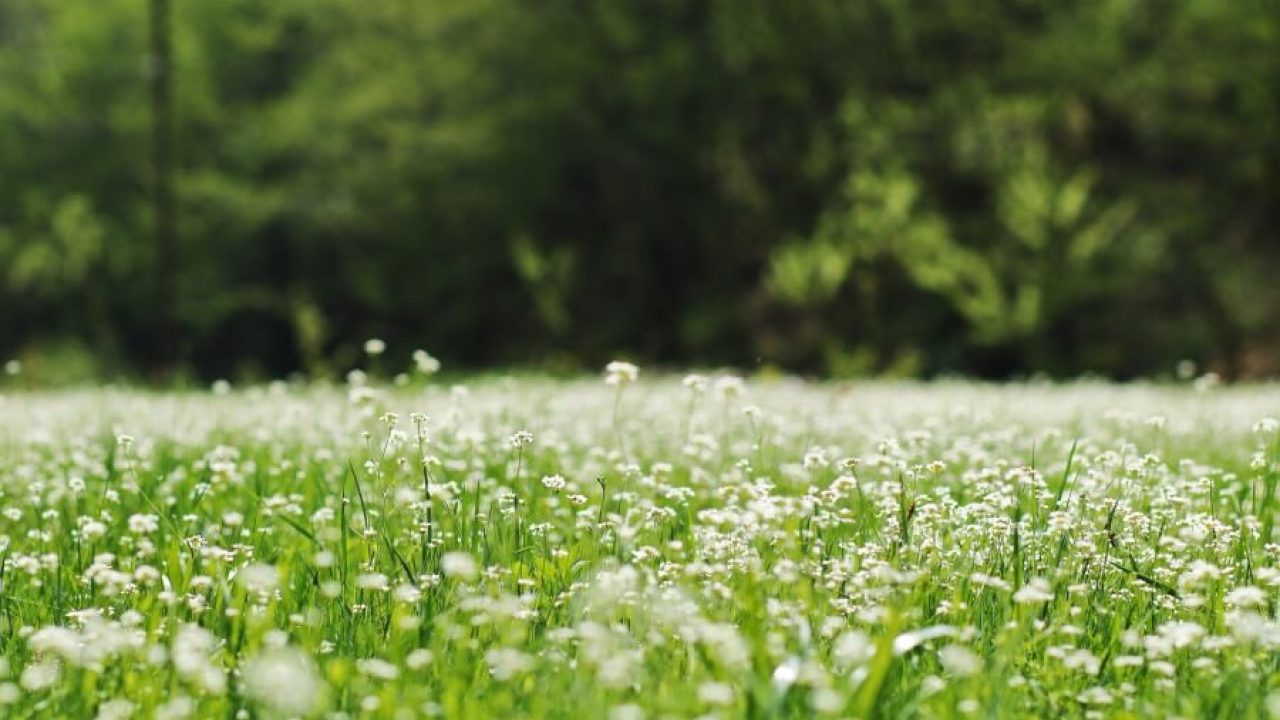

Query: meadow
[[1, 366, 1278, 719]]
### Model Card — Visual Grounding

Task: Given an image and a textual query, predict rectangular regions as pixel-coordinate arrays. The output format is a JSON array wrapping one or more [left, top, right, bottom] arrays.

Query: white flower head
[[173, 624, 226, 694], [698, 681, 735, 706], [484, 647, 533, 681], [242, 647, 324, 716], [938, 644, 982, 677], [1225, 586, 1269, 609], [714, 375, 745, 399], [238, 563, 280, 595], [893, 625, 958, 655], [128, 514, 160, 534], [604, 361, 639, 386], [19, 660, 58, 691], [682, 374, 707, 393], [356, 573, 390, 591], [833, 630, 874, 666], [413, 349, 441, 375], [608, 704, 644, 720], [1252, 417, 1279, 435], [442, 552, 478, 581], [94, 699, 134, 720], [356, 658, 399, 680], [406, 649, 434, 670], [1013, 578, 1054, 604]]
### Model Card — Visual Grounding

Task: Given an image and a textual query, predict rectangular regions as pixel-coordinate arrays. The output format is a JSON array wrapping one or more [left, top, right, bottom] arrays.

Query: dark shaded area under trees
[[1, 0, 1278, 383]]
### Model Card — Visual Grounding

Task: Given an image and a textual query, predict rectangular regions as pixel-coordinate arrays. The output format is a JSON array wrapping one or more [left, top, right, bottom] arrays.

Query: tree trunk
[[149, 0, 178, 376]]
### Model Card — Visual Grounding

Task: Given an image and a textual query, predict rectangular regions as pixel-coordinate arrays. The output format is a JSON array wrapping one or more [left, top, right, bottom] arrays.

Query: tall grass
[[0, 375, 1277, 718]]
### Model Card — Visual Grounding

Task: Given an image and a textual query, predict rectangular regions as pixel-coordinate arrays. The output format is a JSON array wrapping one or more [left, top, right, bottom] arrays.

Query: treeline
[[1, 0, 1278, 382]]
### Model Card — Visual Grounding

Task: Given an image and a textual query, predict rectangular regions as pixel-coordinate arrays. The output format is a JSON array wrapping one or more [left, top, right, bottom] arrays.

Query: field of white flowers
[[1, 367, 1279, 719]]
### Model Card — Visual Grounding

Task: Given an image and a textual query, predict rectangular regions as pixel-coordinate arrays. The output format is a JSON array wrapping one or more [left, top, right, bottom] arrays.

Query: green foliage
[[0, 0, 1277, 379]]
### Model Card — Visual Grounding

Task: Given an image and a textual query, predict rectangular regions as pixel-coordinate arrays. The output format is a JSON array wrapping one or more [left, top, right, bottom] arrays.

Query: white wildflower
[[484, 648, 533, 681], [357, 658, 399, 680], [1225, 586, 1268, 608], [938, 644, 982, 677], [242, 647, 323, 716], [698, 682, 735, 706], [413, 349, 441, 375], [604, 361, 639, 386], [237, 563, 279, 595], [893, 625, 958, 655], [1013, 578, 1054, 604], [442, 552, 478, 581]]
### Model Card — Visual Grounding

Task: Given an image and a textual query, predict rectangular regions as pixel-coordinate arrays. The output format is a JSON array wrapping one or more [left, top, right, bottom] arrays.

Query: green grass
[[0, 375, 1278, 719]]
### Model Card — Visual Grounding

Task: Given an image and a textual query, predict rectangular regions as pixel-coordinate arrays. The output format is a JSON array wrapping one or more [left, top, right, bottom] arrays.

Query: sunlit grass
[[0, 371, 1277, 718]]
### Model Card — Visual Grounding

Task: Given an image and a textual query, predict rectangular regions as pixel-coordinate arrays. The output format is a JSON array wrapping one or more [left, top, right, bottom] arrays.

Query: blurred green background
[[1, 0, 1278, 383]]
